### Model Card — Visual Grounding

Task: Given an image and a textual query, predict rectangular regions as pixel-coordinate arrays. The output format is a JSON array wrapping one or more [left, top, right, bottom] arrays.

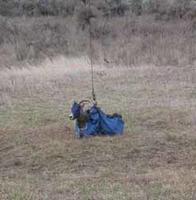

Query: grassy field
[[0, 56, 196, 199]]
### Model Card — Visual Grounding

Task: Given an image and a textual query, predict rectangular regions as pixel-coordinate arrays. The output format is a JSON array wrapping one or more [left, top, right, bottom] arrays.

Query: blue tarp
[[75, 105, 124, 138]]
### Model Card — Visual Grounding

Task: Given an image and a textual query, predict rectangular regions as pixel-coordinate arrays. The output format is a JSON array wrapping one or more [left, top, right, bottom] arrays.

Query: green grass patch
[[0, 101, 66, 129]]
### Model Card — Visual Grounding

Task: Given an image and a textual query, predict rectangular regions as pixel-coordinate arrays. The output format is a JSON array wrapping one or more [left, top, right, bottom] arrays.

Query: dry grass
[[0, 56, 196, 199], [0, 3, 196, 199], [0, 16, 195, 69]]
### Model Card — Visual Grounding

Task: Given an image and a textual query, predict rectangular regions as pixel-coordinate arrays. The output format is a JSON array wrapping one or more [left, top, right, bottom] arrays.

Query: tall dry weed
[[0, 14, 195, 68]]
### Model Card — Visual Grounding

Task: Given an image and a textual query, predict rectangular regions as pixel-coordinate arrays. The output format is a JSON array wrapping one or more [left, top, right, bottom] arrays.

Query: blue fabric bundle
[[74, 105, 124, 138]]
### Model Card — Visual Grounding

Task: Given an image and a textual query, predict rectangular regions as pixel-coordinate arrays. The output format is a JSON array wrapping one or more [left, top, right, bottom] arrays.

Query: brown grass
[[0, 16, 195, 69], [0, 55, 196, 199], [0, 6, 196, 199]]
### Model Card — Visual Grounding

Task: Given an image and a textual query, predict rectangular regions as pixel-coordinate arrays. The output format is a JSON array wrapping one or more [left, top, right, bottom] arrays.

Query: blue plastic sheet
[[75, 105, 124, 138]]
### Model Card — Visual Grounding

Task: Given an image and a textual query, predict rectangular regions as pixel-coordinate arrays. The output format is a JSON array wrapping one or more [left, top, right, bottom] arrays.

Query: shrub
[[144, 0, 196, 20], [77, 7, 96, 30], [130, 0, 143, 15], [0, 0, 78, 17], [107, 0, 130, 16], [170, 0, 196, 19], [0, 0, 19, 16]]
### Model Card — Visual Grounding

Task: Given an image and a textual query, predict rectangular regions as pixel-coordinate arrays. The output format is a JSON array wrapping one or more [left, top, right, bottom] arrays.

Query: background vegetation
[[0, 0, 196, 19], [0, 0, 195, 68]]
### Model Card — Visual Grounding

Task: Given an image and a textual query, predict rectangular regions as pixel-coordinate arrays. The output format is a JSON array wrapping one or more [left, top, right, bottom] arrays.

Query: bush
[[170, 0, 196, 19], [77, 7, 96, 30], [106, 0, 130, 16], [21, 0, 37, 16], [0, 0, 19, 16], [130, 0, 143, 15], [0, 0, 78, 17], [144, 0, 196, 20], [0, 0, 195, 19]]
